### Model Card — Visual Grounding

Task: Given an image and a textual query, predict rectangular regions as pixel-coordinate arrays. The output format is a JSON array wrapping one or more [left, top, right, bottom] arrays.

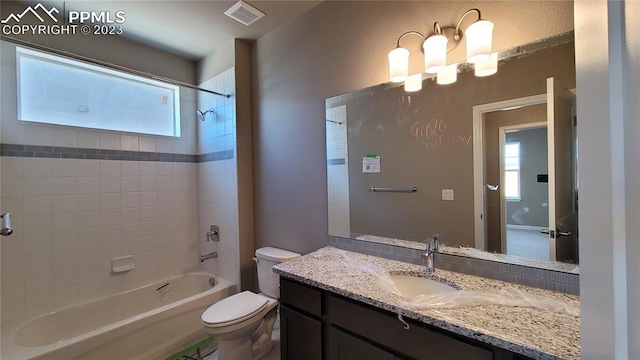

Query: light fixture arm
[[433, 22, 443, 35], [395, 31, 426, 48], [453, 8, 482, 41]]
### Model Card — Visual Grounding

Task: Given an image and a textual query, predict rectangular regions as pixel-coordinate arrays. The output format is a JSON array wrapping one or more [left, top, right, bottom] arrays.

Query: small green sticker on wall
[[363, 155, 380, 173]]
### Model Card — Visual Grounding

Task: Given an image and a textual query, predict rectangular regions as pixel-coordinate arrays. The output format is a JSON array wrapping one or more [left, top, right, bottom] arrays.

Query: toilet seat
[[202, 291, 270, 328]]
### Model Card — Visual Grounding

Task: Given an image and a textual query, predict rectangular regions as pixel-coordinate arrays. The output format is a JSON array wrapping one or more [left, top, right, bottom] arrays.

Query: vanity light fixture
[[423, 24, 448, 74], [388, 31, 424, 83], [387, 8, 495, 89], [404, 73, 423, 92], [474, 52, 498, 77], [437, 63, 458, 85], [388, 46, 411, 83]]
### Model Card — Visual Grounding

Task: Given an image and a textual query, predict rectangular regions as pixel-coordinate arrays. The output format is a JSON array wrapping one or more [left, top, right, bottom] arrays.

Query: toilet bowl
[[201, 247, 300, 360]]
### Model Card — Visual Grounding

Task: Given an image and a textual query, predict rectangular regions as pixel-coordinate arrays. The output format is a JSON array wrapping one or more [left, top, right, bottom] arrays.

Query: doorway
[[472, 77, 578, 263], [481, 103, 549, 258], [500, 123, 549, 261]]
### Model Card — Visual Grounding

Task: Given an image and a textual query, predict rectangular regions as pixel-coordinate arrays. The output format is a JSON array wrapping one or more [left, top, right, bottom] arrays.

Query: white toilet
[[201, 247, 300, 360]]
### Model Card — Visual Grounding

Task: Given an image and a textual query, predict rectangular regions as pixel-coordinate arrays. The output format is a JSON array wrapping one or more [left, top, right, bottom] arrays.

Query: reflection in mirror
[[489, 112, 549, 260], [326, 32, 578, 273]]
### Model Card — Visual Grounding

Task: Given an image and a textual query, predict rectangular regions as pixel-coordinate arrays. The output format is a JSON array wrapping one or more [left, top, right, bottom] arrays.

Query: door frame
[[472, 94, 547, 250], [498, 122, 548, 254]]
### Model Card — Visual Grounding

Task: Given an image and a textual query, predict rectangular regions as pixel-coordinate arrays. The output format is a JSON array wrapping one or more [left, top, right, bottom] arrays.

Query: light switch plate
[[442, 189, 454, 201]]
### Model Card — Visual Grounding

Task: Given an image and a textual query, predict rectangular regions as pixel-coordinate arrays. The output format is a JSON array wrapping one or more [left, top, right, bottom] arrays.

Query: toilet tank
[[255, 247, 300, 299]]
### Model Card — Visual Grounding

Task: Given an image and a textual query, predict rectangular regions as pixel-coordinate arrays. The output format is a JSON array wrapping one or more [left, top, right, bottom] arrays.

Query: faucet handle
[[431, 233, 442, 250], [206, 225, 220, 242]]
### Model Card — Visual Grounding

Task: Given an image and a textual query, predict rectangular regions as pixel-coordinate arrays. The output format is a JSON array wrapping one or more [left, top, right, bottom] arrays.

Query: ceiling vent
[[224, 0, 265, 26]]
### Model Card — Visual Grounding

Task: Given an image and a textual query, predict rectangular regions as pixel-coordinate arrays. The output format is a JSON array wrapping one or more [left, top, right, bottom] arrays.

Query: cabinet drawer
[[280, 278, 322, 317], [327, 294, 493, 360]]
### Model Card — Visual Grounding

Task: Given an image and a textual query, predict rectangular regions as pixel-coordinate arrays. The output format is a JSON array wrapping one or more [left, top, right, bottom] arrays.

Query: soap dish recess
[[112, 255, 135, 273]]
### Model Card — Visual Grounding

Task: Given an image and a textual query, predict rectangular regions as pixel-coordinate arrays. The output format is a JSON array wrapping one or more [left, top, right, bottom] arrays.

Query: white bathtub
[[1, 272, 236, 360]]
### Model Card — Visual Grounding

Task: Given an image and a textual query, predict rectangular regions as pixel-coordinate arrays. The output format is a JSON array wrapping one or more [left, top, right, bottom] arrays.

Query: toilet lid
[[202, 291, 269, 327]]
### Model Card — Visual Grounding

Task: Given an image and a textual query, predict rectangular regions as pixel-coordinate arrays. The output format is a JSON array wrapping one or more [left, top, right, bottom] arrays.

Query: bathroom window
[[504, 142, 521, 200], [16, 46, 181, 137]]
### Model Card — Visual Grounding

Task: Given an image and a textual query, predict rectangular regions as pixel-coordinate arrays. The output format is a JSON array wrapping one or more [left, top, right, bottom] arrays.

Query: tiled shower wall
[[0, 41, 201, 321], [326, 105, 350, 238], [196, 68, 240, 287]]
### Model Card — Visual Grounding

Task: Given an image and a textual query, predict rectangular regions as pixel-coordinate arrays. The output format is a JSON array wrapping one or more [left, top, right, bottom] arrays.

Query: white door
[[546, 77, 578, 262]]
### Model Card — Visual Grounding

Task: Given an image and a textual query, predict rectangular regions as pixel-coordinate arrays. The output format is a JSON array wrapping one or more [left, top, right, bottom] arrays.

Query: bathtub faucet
[[200, 251, 218, 262]]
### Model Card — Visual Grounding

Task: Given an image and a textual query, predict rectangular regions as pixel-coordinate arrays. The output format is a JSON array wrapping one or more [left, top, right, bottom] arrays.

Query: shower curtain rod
[[0, 36, 231, 98]]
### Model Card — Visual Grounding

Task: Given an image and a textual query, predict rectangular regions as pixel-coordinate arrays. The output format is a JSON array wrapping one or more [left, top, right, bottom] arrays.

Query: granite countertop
[[273, 246, 580, 360]]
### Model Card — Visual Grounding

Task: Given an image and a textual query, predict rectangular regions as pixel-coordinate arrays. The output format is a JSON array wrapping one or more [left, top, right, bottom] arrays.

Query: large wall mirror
[[326, 31, 578, 273]]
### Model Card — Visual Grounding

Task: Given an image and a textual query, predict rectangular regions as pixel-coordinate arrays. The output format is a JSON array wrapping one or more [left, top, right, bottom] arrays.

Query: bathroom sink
[[379, 275, 458, 298]]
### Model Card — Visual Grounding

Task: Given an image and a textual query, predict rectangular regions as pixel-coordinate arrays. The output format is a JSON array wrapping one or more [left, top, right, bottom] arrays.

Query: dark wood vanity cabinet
[[280, 279, 323, 360], [279, 278, 533, 360], [280, 305, 322, 360], [328, 326, 400, 360]]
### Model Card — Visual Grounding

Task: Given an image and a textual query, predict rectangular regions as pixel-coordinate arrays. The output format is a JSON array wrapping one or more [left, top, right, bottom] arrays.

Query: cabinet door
[[280, 305, 322, 360], [328, 326, 395, 360]]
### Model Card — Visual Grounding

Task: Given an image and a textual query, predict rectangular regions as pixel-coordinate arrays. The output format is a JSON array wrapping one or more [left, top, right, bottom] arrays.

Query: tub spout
[[200, 251, 218, 262]]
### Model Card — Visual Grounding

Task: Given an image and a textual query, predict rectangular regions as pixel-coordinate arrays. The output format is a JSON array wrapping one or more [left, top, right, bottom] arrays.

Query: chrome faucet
[[200, 251, 218, 262], [420, 234, 441, 273]]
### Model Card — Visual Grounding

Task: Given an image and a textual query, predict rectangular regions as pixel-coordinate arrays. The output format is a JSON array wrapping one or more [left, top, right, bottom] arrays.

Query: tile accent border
[[327, 158, 346, 165], [0, 144, 233, 163], [328, 236, 580, 295], [196, 149, 234, 163]]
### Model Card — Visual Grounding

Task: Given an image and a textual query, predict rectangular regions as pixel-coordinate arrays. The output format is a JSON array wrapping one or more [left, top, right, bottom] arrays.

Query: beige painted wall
[[625, 2, 640, 355], [198, 39, 236, 84], [234, 39, 257, 291], [252, 0, 574, 254]]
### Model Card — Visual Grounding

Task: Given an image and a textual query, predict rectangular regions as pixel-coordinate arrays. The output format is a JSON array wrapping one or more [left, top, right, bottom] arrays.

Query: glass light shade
[[474, 52, 498, 77], [423, 34, 448, 74], [404, 73, 422, 92], [388, 47, 410, 83], [465, 19, 494, 64], [437, 63, 458, 85]]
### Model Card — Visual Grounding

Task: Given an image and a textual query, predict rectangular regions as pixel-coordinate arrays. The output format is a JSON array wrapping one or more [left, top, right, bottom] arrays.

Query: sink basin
[[379, 275, 458, 298]]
